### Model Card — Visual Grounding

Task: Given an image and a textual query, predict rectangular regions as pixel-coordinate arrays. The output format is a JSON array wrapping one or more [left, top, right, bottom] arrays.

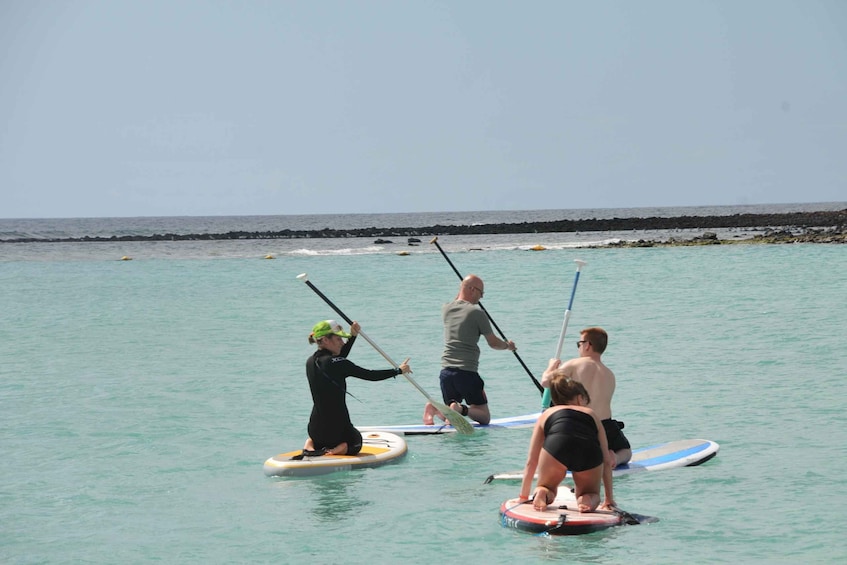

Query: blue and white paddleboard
[[358, 412, 541, 435], [486, 438, 719, 483]]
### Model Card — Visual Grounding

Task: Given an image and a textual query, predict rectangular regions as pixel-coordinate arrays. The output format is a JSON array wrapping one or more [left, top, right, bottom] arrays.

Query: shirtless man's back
[[541, 327, 632, 466]]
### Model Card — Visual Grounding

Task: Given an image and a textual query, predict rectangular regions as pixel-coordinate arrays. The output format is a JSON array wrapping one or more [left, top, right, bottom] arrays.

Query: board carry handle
[[542, 259, 587, 409], [429, 237, 544, 394], [296, 273, 474, 435]]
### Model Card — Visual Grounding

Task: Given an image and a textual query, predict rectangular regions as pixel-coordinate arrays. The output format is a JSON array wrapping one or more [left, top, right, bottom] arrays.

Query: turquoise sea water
[[2, 212, 846, 564]]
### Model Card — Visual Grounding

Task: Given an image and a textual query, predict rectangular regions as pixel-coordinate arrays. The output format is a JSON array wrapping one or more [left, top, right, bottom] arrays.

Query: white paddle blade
[[574, 259, 587, 270], [296, 273, 309, 282]]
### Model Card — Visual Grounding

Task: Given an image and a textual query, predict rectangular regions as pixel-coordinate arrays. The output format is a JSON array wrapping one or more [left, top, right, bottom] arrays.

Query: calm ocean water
[[2, 205, 846, 564]]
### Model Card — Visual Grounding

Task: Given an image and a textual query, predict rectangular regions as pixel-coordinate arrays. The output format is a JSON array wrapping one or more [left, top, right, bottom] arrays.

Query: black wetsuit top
[[306, 338, 397, 453], [542, 408, 604, 472]]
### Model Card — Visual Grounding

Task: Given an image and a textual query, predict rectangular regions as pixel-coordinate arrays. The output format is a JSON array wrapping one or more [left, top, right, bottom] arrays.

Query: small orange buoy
[[529, 245, 546, 251], [120, 256, 132, 261], [264, 254, 275, 260]]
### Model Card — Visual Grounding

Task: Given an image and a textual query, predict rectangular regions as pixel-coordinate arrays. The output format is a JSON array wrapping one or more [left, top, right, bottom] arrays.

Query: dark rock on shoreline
[[2, 209, 845, 244], [606, 225, 847, 247]]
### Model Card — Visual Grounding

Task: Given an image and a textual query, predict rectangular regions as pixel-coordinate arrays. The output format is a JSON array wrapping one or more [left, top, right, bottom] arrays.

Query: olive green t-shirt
[[441, 300, 492, 372]]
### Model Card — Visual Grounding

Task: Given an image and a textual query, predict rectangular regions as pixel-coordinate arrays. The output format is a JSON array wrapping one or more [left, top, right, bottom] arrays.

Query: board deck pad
[[501, 489, 658, 535], [486, 438, 719, 483], [358, 412, 541, 435], [263, 431, 407, 477]]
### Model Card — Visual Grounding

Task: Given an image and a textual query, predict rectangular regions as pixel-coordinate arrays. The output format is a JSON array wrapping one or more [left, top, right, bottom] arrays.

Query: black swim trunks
[[602, 419, 631, 452], [542, 409, 604, 472], [439, 367, 488, 406]]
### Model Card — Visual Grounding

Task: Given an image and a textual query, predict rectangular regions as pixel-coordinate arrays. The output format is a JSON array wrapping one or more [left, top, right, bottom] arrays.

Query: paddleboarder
[[304, 319, 411, 456], [519, 376, 616, 513], [424, 274, 516, 426], [542, 327, 632, 466]]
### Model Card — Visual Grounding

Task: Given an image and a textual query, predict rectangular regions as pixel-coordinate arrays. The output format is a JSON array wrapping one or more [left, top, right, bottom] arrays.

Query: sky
[[1, 1, 845, 219]]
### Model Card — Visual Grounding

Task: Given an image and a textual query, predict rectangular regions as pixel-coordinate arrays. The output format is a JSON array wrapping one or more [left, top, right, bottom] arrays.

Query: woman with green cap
[[303, 319, 411, 456]]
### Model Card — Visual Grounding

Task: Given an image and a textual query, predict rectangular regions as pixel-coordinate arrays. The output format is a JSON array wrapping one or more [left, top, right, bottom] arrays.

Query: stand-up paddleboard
[[501, 489, 658, 536], [358, 412, 541, 436], [486, 438, 719, 483], [263, 431, 407, 477]]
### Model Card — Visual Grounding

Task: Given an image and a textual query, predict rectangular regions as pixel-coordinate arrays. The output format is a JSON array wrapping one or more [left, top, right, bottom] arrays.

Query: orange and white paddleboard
[[263, 431, 407, 477], [500, 489, 658, 535]]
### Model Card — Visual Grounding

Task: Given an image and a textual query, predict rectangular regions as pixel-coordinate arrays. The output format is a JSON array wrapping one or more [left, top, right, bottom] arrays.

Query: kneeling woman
[[304, 319, 411, 456], [519, 374, 616, 512]]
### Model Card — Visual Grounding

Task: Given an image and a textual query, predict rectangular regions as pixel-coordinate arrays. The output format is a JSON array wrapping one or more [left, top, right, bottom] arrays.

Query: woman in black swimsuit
[[519, 374, 616, 512]]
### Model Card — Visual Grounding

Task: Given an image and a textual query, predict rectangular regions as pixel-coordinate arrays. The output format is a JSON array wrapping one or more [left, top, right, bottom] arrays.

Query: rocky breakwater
[[601, 209, 847, 247], [2, 209, 845, 244]]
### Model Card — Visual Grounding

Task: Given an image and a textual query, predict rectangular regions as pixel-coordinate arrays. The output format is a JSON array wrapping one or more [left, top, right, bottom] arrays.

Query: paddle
[[429, 237, 543, 394], [296, 273, 475, 435], [541, 259, 587, 409]]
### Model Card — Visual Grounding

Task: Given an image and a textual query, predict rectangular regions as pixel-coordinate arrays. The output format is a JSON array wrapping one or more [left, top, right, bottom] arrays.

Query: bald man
[[424, 274, 516, 426]]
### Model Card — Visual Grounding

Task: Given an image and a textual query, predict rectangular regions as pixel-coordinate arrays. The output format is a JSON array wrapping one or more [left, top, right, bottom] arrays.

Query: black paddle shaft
[[430, 238, 543, 394], [302, 279, 355, 326]]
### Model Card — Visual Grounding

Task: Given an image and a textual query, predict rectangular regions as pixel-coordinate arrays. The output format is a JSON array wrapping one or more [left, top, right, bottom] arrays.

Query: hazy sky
[[2, 1, 845, 218]]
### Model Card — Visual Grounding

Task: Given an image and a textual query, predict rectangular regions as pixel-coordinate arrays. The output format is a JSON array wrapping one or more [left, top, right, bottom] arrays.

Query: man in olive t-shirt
[[423, 274, 516, 425]]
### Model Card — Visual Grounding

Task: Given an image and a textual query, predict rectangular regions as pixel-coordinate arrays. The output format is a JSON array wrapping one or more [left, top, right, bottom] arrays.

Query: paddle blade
[[433, 401, 475, 435]]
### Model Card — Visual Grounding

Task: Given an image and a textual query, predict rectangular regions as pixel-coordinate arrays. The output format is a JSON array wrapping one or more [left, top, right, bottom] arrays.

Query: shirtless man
[[541, 327, 632, 466]]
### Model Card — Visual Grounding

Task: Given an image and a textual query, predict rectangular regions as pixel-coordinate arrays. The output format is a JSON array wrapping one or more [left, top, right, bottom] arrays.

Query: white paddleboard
[[263, 431, 407, 477], [486, 438, 719, 483], [358, 412, 541, 435], [501, 489, 658, 535]]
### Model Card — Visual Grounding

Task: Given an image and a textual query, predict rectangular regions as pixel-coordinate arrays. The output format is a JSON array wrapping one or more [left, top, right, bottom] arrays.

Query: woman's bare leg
[[572, 465, 603, 512]]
